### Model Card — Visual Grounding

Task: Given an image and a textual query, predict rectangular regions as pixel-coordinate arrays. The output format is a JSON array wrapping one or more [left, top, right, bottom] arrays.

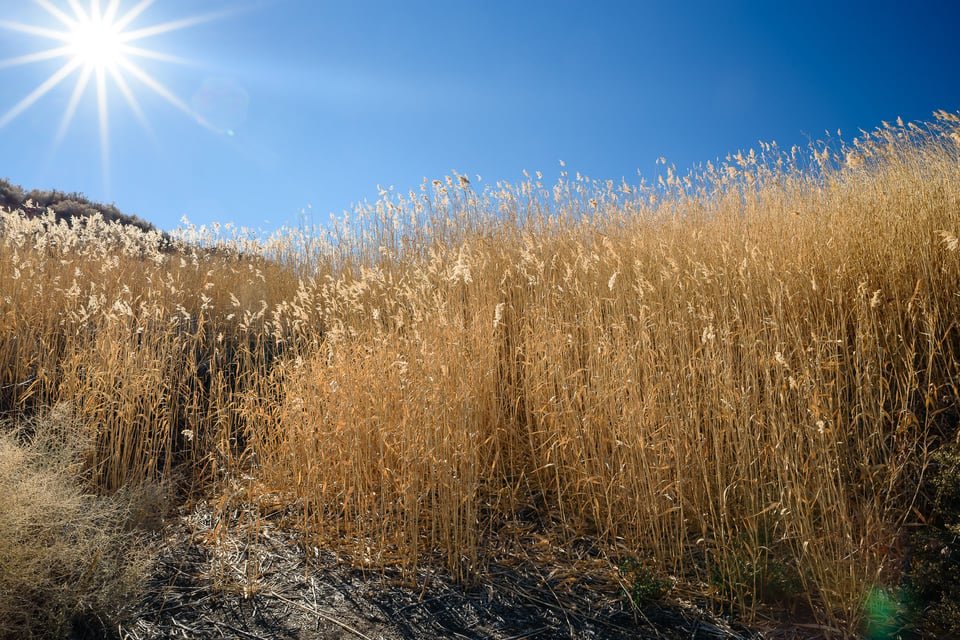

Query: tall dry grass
[[2, 112, 960, 631]]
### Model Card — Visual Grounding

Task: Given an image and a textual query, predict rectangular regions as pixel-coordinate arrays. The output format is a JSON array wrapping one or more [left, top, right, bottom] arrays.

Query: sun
[[0, 0, 234, 184], [68, 11, 125, 70]]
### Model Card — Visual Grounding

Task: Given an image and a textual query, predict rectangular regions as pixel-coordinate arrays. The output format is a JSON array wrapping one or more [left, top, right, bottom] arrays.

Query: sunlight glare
[[68, 14, 124, 70], [0, 0, 236, 185]]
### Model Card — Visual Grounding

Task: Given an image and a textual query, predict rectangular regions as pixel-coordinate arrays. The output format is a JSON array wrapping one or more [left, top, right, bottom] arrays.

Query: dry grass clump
[[2, 111, 960, 634], [0, 404, 155, 639]]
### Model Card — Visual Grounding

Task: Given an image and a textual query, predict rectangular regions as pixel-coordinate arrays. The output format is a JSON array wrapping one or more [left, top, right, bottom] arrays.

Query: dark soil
[[114, 503, 765, 640]]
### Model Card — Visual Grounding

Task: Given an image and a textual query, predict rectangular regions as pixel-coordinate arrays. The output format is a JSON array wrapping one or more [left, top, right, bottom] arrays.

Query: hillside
[[2, 113, 960, 639], [0, 176, 156, 232]]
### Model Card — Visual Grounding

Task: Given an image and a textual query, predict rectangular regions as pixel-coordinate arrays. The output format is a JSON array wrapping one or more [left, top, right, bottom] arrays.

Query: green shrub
[[619, 557, 669, 608]]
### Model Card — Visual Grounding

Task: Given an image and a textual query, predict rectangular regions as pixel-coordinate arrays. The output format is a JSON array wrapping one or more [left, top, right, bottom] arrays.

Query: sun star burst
[[0, 0, 232, 185], [69, 12, 124, 69]]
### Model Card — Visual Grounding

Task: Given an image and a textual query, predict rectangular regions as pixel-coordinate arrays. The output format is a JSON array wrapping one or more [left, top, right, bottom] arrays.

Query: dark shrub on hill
[[0, 176, 156, 233], [0, 178, 24, 211]]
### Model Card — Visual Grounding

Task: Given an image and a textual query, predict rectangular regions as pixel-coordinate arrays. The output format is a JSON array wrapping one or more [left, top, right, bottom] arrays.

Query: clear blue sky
[[1, 0, 959, 232]]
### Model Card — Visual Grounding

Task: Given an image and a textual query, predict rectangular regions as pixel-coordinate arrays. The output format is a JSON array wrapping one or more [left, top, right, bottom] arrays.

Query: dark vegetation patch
[[899, 445, 960, 637], [1, 176, 156, 233]]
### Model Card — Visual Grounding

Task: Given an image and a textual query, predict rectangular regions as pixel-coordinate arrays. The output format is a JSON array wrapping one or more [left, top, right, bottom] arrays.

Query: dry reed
[[2, 112, 960, 632]]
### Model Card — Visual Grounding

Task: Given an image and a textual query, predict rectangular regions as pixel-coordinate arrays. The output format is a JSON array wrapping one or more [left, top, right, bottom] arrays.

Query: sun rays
[[0, 0, 232, 183]]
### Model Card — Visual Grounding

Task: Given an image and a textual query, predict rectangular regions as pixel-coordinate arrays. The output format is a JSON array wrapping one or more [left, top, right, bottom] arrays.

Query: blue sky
[[1, 0, 958, 233]]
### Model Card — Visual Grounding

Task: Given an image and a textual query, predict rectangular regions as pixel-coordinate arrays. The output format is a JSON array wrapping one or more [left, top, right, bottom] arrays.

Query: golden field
[[3, 112, 960, 636]]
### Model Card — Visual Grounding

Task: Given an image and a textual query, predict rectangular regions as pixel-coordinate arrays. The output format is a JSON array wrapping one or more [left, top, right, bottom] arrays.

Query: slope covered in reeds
[[3, 112, 960, 636]]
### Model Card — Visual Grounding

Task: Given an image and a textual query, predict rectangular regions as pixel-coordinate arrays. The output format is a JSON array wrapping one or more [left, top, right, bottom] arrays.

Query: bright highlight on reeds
[[2, 111, 960, 633]]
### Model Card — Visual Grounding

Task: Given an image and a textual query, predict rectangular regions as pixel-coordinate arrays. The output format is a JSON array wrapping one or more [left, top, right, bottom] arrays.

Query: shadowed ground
[[121, 503, 762, 640]]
